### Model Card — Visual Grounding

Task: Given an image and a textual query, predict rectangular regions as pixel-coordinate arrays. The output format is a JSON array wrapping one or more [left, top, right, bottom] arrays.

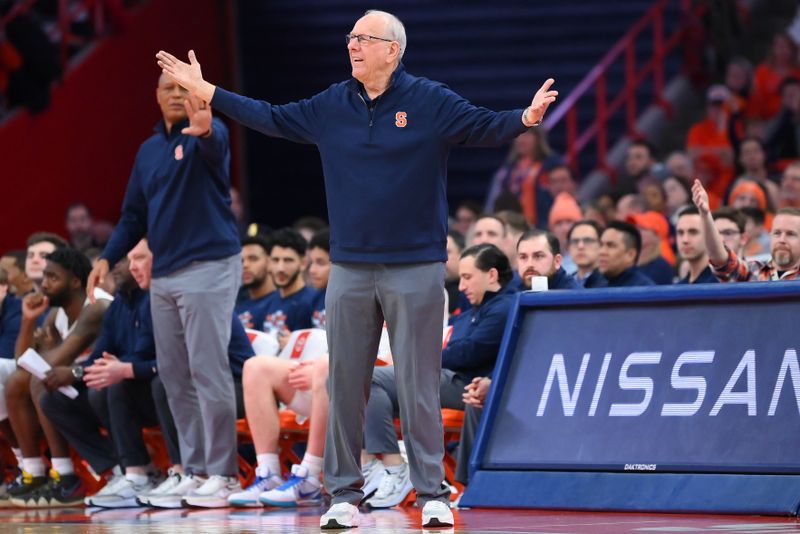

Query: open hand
[[526, 78, 558, 125], [156, 49, 204, 96], [181, 95, 212, 137], [287, 361, 314, 391], [691, 179, 710, 215]]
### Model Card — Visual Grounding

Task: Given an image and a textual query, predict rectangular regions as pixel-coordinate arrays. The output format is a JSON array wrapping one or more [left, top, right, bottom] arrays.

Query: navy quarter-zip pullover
[[211, 64, 529, 264], [101, 117, 240, 277]]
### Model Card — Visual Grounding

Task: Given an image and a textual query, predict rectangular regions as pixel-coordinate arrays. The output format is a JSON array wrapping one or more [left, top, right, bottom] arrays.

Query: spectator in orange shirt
[[748, 33, 800, 123], [687, 85, 735, 186]]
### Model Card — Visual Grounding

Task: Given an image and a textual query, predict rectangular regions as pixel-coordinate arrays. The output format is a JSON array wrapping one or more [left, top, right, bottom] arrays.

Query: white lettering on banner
[[624, 464, 657, 471], [536, 348, 800, 417], [661, 351, 715, 416], [536, 353, 590, 416], [768, 349, 800, 416], [588, 353, 612, 416], [710, 350, 756, 416], [609, 352, 662, 416]]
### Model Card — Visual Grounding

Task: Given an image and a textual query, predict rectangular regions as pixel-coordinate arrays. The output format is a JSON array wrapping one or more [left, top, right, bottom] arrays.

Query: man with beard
[[251, 228, 315, 350], [675, 206, 719, 284], [516, 229, 580, 290], [693, 180, 800, 281], [6, 248, 110, 507], [235, 234, 276, 329]]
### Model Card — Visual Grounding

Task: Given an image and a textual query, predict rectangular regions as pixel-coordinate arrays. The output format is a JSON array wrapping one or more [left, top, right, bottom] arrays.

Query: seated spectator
[[732, 137, 779, 208], [470, 215, 506, 249], [639, 178, 668, 215], [445, 230, 466, 317], [362, 244, 514, 508], [0, 250, 31, 296], [693, 180, 800, 281], [38, 240, 160, 508], [548, 192, 582, 274], [485, 127, 560, 228], [675, 206, 719, 284], [455, 235, 581, 486], [251, 229, 315, 350], [308, 230, 330, 330], [7, 248, 111, 507], [663, 175, 693, 222], [615, 193, 647, 221], [712, 206, 748, 258], [687, 85, 735, 199], [779, 160, 800, 208], [567, 221, 605, 287], [729, 180, 772, 215], [665, 151, 693, 183], [452, 201, 481, 237], [293, 216, 327, 243], [597, 221, 656, 287], [235, 234, 275, 329], [748, 33, 800, 123], [614, 141, 656, 199], [227, 231, 329, 507], [724, 56, 754, 120], [541, 164, 577, 199], [765, 77, 800, 164], [516, 229, 579, 290], [627, 211, 676, 284], [494, 210, 529, 269], [24, 233, 68, 291], [0, 267, 22, 483], [65, 203, 99, 253], [740, 206, 772, 262]]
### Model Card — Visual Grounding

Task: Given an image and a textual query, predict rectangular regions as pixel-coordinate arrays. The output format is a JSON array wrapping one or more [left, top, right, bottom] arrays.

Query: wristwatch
[[71, 365, 85, 381]]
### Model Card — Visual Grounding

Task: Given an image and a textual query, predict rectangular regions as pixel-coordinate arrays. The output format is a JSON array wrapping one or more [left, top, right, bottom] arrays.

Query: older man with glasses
[[156, 9, 557, 529]]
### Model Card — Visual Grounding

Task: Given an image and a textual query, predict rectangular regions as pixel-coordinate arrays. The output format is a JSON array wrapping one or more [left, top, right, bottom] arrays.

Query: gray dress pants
[[323, 262, 450, 506], [149, 255, 241, 476]]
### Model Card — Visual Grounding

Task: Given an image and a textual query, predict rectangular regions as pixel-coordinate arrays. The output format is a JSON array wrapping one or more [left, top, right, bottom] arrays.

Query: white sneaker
[[85, 474, 126, 506], [258, 464, 321, 507], [90, 476, 156, 508], [227, 468, 284, 507], [320, 502, 359, 529], [361, 459, 384, 499], [365, 463, 413, 509], [182, 475, 241, 508], [422, 499, 454, 528], [148, 474, 205, 509], [137, 469, 182, 506]]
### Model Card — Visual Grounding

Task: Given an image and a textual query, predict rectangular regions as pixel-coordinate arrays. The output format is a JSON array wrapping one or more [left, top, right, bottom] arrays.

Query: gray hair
[[365, 9, 406, 59]]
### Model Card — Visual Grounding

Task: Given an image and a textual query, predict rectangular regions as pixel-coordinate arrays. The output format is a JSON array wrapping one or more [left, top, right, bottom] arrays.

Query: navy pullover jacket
[[84, 287, 157, 379], [227, 315, 255, 379], [441, 286, 515, 382], [603, 267, 656, 287], [549, 267, 581, 290], [101, 118, 240, 277], [678, 265, 719, 285], [0, 294, 21, 359], [212, 64, 528, 263]]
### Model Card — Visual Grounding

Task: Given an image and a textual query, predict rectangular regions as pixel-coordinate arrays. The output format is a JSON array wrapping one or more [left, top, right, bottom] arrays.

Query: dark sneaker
[[7, 471, 48, 500], [10, 470, 86, 508]]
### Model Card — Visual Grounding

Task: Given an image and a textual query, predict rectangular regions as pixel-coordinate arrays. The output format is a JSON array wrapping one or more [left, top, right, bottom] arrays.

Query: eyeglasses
[[345, 33, 394, 46], [718, 229, 741, 237], [569, 237, 599, 246]]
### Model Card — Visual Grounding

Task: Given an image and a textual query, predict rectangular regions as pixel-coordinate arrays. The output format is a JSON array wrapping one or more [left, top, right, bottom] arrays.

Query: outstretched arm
[[156, 49, 216, 103], [691, 179, 728, 267]]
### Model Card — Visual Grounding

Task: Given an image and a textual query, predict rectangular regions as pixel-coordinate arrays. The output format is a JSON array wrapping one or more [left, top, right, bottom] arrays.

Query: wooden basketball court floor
[[1, 505, 800, 533]]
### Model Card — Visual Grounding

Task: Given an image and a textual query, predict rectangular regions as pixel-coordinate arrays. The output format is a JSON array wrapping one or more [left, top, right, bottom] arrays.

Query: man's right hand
[[22, 292, 49, 321], [156, 50, 215, 102], [87, 259, 109, 304], [691, 179, 711, 215]]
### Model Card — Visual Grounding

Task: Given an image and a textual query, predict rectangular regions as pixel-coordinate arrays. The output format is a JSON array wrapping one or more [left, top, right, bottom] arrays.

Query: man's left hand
[[84, 352, 133, 390], [181, 95, 212, 137], [43, 366, 75, 392], [525, 78, 558, 126]]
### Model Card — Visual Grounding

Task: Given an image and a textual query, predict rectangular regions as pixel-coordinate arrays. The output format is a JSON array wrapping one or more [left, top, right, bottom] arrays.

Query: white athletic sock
[[300, 454, 323, 479], [125, 473, 148, 485], [385, 463, 404, 475], [21, 457, 46, 477], [112, 465, 123, 476], [51, 457, 74, 475], [256, 453, 281, 477]]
